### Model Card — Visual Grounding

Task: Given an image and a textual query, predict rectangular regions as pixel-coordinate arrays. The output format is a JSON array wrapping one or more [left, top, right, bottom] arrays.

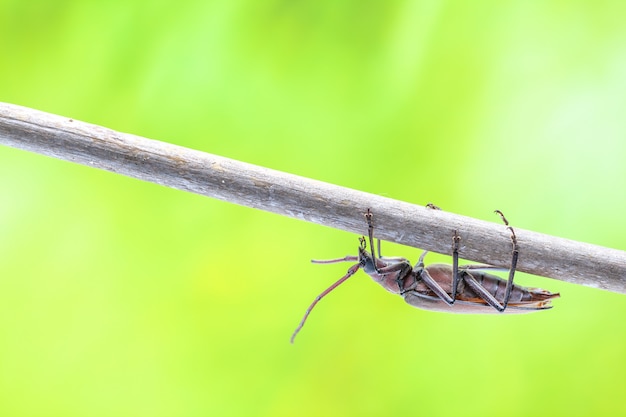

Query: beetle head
[[357, 236, 379, 275]]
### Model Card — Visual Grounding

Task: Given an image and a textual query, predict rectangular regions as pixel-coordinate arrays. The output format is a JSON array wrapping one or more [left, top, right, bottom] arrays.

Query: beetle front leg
[[364, 208, 382, 274], [375, 261, 413, 292]]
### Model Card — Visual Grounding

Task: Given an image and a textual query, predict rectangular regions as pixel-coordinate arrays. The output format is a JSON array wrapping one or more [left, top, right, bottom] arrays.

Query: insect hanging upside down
[[290, 207, 560, 343]]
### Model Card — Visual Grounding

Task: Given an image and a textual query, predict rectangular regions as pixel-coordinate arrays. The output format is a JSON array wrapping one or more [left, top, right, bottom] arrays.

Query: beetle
[[290, 207, 560, 343]]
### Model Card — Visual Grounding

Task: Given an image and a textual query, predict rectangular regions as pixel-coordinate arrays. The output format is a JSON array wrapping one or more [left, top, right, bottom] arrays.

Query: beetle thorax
[[358, 247, 414, 294], [358, 246, 378, 275]]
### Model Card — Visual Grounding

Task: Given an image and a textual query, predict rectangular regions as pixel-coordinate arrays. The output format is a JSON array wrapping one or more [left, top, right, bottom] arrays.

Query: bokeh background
[[1, 1, 626, 416]]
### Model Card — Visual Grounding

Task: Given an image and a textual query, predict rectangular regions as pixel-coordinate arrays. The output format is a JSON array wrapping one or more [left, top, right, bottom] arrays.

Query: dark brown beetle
[[290, 207, 559, 343]]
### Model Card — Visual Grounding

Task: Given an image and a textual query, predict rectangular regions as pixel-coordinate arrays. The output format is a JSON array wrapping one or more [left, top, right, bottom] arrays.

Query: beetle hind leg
[[494, 210, 519, 310], [443, 211, 519, 312], [450, 229, 461, 303]]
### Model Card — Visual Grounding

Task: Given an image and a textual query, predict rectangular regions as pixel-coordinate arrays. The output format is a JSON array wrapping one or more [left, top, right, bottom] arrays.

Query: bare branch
[[1, 102, 625, 295]]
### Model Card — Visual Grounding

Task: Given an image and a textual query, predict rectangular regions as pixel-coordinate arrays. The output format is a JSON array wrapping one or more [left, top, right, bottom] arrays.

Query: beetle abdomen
[[404, 264, 560, 314]]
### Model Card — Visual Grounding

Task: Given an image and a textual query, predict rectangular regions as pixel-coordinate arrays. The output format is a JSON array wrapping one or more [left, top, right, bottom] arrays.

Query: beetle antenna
[[290, 263, 361, 343]]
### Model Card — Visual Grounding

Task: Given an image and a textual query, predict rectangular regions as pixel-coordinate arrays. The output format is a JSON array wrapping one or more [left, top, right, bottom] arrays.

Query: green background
[[1, 1, 626, 416]]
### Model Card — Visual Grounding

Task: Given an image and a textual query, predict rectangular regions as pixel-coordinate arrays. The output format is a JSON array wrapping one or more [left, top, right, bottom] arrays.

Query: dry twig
[[1, 102, 625, 295]]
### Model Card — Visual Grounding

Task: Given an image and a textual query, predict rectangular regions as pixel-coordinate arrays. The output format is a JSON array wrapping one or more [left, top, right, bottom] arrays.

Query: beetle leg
[[460, 270, 506, 311], [424, 202, 460, 302], [378, 256, 410, 262], [451, 230, 460, 303], [364, 209, 381, 273], [412, 249, 454, 304], [367, 258, 412, 292], [416, 249, 428, 267], [494, 210, 519, 310], [376, 261, 412, 274], [415, 268, 454, 305], [459, 211, 518, 312]]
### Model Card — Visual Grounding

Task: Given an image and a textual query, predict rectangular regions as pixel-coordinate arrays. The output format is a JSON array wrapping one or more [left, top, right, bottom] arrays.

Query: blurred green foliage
[[1, 1, 625, 416]]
